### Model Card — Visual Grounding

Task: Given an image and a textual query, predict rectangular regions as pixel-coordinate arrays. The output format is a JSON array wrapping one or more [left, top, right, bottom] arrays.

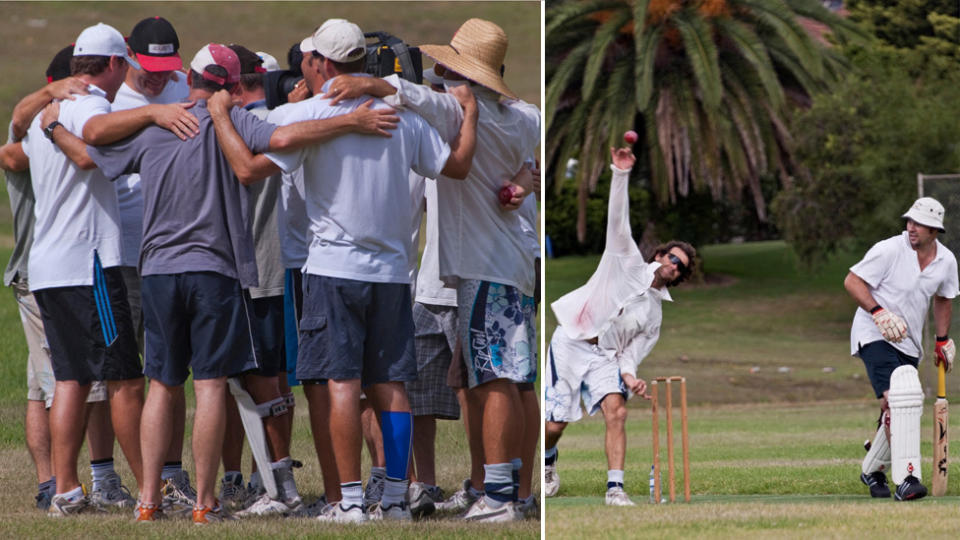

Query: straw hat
[[420, 18, 517, 100]]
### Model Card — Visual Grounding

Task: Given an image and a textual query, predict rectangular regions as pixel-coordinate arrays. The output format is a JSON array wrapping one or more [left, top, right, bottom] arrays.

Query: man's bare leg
[[328, 379, 363, 506], [456, 387, 485, 490], [50, 381, 91, 494], [26, 399, 53, 483], [139, 380, 176, 506], [600, 393, 627, 471], [412, 415, 437, 486], [193, 377, 227, 509], [470, 378, 523, 506], [162, 390, 187, 479], [303, 383, 340, 501], [518, 387, 540, 499], [222, 395, 244, 474], [107, 379, 144, 487]]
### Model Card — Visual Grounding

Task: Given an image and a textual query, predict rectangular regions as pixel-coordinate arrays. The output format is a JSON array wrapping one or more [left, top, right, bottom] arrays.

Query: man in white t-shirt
[[846, 197, 959, 501]]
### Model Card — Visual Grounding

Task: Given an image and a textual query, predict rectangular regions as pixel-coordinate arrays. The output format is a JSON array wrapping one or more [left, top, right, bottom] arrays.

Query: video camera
[[264, 31, 423, 110]]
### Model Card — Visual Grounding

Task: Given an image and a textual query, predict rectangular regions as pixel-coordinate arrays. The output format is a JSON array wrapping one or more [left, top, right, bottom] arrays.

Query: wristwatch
[[43, 121, 63, 141]]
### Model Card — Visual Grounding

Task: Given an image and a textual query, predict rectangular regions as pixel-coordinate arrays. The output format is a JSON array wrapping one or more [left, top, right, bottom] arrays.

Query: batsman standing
[[846, 197, 959, 500], [543, 145, 695, 505]]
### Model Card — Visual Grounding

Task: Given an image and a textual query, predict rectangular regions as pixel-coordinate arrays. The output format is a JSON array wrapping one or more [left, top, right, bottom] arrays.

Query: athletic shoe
[[894, 475, 928, 501], [545, 464, 560, 497], [363, 475, 384, 509], [435, 479, 479, 512], [134, 502, 163, 522], [35, 489, 53, 511], [235, 493, 303, 517], [860, 471, 891, 498], [162, 471, 197, 515], [367, 501, 413, 521], [48, 492, 91, 517], [517, 494, 539, 519], [316, 502, 366, 524], [90, 471, 136, 508], [290, 495, 328, 518], [462, 497, 518, 523], [219, 475, 249, 510], [605, 486, 636, 506], [408, 482, 441, 519], [193, 503, 233, 524]]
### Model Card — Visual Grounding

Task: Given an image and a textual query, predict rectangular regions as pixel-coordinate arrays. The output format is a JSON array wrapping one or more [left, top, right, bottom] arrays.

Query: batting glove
[[935, 336, 955, 373], [871, 307, 907, 343]]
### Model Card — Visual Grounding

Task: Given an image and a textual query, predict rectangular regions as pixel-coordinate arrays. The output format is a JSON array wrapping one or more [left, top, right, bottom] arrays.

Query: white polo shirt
[[110, 76, 190, 267], [266, 102, 310, 271], [265, 76, 450, 284], [383, 76, 541, 296], [415, 178, 457, 307], [850, 231, 959, 360], [21, 85, 123, 290]]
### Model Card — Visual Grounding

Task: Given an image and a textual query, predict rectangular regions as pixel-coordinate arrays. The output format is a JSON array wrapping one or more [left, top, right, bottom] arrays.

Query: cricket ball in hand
[[624, 130, 638, 144], [499, 185, 516, 205]]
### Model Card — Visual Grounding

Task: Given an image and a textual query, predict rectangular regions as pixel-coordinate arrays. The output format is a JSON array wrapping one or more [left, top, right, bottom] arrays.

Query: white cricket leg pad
[[888, 365, 924, 484], [255, 396, 289, 418], [282, 392, 295, 408], [861, 422, 891, 475]]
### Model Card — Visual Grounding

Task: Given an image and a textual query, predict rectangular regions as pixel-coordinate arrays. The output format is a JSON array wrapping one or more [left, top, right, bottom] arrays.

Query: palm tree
[[546, 0, 863, 242]]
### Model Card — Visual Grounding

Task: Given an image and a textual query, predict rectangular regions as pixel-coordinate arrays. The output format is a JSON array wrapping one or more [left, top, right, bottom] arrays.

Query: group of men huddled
[[0, 14, 540, 524]]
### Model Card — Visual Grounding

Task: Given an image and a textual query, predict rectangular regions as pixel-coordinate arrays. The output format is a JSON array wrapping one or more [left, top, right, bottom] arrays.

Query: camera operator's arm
[[438, 84, 477, 180], [208, 90, 400, 184], [10, 77, 89, 141]]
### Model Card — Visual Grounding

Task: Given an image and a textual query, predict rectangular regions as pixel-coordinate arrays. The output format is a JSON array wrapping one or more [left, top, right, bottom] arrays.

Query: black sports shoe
[[860, 471, 891, 498], [894, 475, 927, 501]]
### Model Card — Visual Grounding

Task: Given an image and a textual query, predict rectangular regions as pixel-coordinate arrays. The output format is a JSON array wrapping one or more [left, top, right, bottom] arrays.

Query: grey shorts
[[297, 274, 416, 385], [406, 302, 459, 419]]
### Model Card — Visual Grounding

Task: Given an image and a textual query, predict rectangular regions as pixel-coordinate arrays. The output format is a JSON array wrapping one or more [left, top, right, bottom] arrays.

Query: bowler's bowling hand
[[610, 146, 635, 170]]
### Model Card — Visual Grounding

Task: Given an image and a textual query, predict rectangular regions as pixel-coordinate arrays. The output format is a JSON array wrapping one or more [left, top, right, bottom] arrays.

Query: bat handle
[[938, 361, 947, 399]]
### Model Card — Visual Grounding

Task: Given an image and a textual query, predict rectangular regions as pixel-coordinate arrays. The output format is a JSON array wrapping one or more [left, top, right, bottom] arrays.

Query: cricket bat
[[228, 378, 279, 499], [932, 361, 949, 496]]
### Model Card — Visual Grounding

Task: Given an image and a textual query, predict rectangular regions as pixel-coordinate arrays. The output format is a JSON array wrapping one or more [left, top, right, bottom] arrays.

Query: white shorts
[[544, 326, 626, 423]]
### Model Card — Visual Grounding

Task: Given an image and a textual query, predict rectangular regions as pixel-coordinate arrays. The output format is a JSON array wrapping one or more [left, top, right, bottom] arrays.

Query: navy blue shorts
[[857, 340, 919, 398], [297, 274, 416, 385], [142, 272, 258, 386], [33, 262, 141, 385], [249, 295, 285, 377], [283, 268, 303, 386]]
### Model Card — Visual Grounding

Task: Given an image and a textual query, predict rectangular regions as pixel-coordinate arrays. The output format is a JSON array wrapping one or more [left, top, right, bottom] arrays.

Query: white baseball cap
[[422, 67, 443, 87], [256, 51, 281, 72], [73, 22, 141, 70], [300, 18, 366, 63], [902, 197, 946, 232]]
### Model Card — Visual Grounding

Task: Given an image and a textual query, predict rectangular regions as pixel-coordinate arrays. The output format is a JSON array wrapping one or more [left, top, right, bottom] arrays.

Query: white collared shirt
[[551, 165, 672, 376], [850, 231, 959, 360], [265, 75, 450, 284], [415, 178, 457, 307], [382, 75, 541, 296], [21, 84, 123, 290]]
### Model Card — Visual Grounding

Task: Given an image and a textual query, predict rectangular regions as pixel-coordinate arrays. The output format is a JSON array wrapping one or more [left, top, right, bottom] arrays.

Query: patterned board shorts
[[544, 325, 627, 423], [457, 279, 537, 389]]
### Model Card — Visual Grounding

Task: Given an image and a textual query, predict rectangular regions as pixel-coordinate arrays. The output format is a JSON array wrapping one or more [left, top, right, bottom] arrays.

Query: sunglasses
[[666, 253, 687, 274]]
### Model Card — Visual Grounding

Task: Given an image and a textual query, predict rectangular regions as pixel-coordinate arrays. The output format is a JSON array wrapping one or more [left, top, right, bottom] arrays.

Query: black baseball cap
[[127, 16, 181, 72], [46, 44, 74, 82]]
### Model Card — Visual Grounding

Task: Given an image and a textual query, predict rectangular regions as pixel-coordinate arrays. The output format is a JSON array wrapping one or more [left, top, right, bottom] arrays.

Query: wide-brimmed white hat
[[420, 18, 517, 100], [903, 197, 946, 232], [74, 22, 141, 70]]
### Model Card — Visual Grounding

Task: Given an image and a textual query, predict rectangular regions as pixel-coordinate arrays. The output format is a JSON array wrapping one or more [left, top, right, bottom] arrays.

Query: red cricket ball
[[498, 185, 516, 205], [624, 130, 638, 144]]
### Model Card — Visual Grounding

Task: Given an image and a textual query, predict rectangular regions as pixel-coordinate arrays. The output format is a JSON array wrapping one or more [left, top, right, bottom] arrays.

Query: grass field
[[545, 240, 960, 538]]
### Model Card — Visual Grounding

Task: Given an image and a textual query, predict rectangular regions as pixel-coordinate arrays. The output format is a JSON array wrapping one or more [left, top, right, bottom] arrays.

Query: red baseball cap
[[127, 16, 182, 72]]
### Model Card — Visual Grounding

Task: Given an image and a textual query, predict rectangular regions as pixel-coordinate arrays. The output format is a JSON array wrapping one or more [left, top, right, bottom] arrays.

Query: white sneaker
[[235, 493, 302, 517], [435, 479, 479, 512], [90, 471, 136, 508], [367, 501, 412, 521], [605, 486, 636, 506], [544, 464, 560, 497], [463, 497, 518, 522], [290, 495, 327, 517], [316, 502, 366, 524], [408, 482, 440, 519]]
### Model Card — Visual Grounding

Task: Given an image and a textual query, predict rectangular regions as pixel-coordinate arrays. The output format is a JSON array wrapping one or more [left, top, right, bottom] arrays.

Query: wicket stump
[[651, 376, 690, 503]]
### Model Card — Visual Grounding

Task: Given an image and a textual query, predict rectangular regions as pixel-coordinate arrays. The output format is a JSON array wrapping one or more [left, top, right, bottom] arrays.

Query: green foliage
[[774, 46, 960, 265]]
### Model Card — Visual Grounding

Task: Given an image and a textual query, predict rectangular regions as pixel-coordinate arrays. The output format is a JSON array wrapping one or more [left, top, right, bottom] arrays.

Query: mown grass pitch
[[546, 400, 960, 538]]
